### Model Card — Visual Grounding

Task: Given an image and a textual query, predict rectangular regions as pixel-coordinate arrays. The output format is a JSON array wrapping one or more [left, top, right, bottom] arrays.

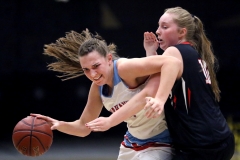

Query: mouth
[[93, 75, 102, 81], [158, 38, 163, 44], [158, 37, 163, 42]]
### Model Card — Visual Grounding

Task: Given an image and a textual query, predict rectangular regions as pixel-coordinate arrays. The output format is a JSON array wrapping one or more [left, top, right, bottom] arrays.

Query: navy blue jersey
[[164, 43, 231, 148]]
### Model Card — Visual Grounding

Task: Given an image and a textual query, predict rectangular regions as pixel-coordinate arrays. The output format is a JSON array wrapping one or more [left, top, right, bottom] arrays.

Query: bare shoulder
[[163, 46, 182, 61], [116, 58, 132, 75], [116, 58, 128, 67], [116, 58, 148, 87], [163, 46, 183, 79]]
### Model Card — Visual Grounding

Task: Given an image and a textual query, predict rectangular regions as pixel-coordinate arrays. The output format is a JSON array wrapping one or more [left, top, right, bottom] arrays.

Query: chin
[[160, 46, 166, 51], [94, 81, 104, 86], [94, 82, 101, 86]]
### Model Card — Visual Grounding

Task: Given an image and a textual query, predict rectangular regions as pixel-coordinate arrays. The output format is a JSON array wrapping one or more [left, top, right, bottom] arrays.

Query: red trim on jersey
[[188, 88, 191, 107], [121, 141, 171, 151], [181, 41, 191, 45], [173, 95, 177, 109]]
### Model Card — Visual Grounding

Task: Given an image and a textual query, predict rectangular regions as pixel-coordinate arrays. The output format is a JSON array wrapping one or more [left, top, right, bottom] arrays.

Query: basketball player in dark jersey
[[144, 7, 235, 160]]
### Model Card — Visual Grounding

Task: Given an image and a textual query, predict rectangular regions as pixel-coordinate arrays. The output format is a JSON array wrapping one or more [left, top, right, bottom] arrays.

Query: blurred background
[[0, 0, 240, 159]]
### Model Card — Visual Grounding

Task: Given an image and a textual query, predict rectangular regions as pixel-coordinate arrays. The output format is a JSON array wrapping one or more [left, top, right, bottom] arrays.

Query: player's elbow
[[78, 132, 91, 137], [75, 129, 91, 137], [71, 120, 92, 137]]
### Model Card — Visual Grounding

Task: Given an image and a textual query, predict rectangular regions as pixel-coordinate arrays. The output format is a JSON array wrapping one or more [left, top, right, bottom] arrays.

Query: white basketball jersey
[[100, 60, 167, 139]]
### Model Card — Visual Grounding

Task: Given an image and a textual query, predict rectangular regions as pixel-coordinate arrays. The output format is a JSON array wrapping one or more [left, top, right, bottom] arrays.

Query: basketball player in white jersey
[[31, 29, 181, 159]]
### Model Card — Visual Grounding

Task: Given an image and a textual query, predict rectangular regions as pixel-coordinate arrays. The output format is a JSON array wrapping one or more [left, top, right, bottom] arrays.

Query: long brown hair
[[43, 29, 118, 81], [165, 7, 221, 101]]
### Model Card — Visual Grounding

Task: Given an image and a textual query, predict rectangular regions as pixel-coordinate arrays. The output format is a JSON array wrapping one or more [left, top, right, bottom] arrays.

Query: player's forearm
[[108, 97, 145, 127], [57, 120, 91, 137], [155, 58, 181, 102]]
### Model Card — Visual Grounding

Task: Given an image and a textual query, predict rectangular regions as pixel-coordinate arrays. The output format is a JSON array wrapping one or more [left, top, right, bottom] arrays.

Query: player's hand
[[30, 113, 59, 130], [144, 97, 164, 118], [144, 32, 159, 56], [85, 117, 112, 132]]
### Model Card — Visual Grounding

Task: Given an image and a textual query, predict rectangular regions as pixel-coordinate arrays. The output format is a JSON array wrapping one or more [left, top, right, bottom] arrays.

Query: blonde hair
[[165, 7, 220, 101], [43, 29, 119, 81]]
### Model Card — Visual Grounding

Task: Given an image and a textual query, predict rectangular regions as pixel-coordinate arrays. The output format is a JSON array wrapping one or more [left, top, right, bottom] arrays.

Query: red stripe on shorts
[[121, 141, 172, 151]]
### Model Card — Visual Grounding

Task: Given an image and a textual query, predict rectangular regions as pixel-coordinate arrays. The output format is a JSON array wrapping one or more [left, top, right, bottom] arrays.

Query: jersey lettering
[[110, 101, 128, 113]]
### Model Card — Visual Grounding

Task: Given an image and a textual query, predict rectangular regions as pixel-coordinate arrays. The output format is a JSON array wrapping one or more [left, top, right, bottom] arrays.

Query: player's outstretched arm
[[31, 83, 103, 137], [30, 113, 91, 137]]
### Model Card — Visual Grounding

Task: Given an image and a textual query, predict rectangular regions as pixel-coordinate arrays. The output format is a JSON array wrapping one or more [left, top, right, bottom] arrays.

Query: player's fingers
[[144, 31, 150, 36], [144, 32, 148, 39], [86, 121, 103, 131], [30, 113, 46, 119], [158, 108, 163, 115], [144, 97, 152, 109], [34, 115, 54, 124], [144, 102, 151, 109], [95, 126, 100, 131], [86, 121, 94, 126], [144, 32, 153, 40], [145, 100, 155, 110], [145, 105, 156, 118], [86, 119, 100, 126], [145, 101, 160, 118], [145, 110, 155, 118], [153, 104, 160, 113], [90, 125, 101, 132], [30, 113, 41, 117], [144, 101, 154, 111], [149, 32, 156, 39], [39, 115, 49, 120], [51, 125, 57, 130], [150, 32, 156, 37], [149, 32, 158, 42], [152, 113, 160, 118], [149, 33, 154, 39]]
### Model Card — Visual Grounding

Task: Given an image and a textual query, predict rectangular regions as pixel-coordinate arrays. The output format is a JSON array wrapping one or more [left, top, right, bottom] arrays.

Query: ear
[[107, 53, 113, 64], [179, 28, 187, 38]]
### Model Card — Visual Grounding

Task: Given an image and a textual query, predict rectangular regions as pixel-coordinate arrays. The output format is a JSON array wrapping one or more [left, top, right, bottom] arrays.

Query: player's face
[[79, 51, 113, 86], [156, 13, 181, 50]]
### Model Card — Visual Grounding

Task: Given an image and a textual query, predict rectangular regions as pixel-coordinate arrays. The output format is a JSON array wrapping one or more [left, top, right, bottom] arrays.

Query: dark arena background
[[0, 0, 239, 159]]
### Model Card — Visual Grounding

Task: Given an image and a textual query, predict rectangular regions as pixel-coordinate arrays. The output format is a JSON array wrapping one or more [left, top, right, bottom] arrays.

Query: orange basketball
[[12, 116, 53, 157]]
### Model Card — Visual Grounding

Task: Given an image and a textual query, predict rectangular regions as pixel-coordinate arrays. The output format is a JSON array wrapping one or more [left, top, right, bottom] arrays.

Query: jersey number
[[198, 59, 211, 84]]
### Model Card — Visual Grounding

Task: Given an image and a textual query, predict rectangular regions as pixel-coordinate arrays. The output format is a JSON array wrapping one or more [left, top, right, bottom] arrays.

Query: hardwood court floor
[[0, 135, 122, 160], [1, 135, 239, 160]]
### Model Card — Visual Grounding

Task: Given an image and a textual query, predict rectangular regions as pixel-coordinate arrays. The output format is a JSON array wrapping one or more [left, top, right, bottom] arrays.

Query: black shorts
[[172, 133, 235, 160]]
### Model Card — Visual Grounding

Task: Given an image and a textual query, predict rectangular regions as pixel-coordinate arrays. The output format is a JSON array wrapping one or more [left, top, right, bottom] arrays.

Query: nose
[[90, 69, 97, 77], [156, 27, 160, 36]]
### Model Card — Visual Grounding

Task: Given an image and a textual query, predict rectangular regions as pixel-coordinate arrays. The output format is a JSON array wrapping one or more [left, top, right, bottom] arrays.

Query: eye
[[162, 26, 168, 29], [93, 64, 100, 69], [82, 68, 89, 72]]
